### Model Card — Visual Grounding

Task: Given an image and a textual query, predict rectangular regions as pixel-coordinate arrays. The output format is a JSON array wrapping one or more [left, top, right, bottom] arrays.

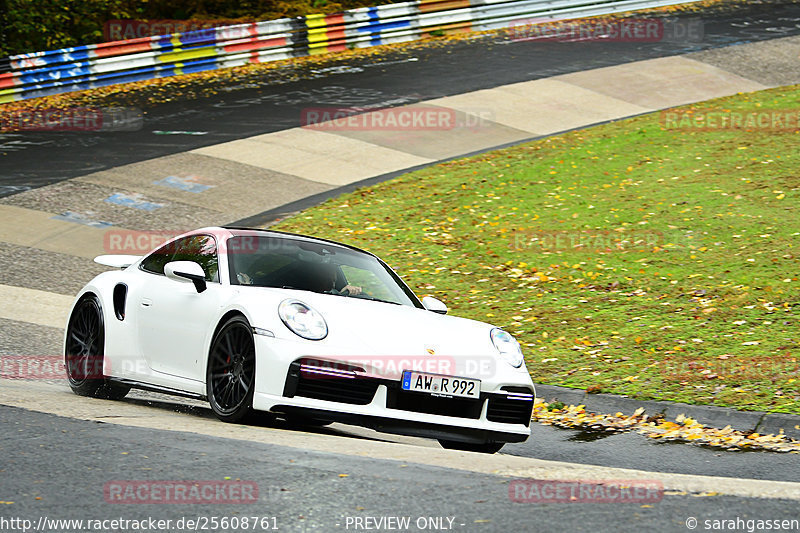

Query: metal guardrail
[[0, 0, 701, 104]]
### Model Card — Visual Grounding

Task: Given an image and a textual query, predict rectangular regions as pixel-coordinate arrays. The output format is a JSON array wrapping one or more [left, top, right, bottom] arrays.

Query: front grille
[[386, 388, 482, 419], [486, 386, 534, 426]]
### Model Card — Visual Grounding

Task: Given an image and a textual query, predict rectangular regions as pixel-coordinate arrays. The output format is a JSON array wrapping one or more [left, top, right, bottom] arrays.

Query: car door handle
[[141, 298, 152, 308]]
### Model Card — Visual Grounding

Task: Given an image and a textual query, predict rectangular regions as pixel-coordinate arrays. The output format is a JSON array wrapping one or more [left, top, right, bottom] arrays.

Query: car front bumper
[[252, 336, 534, 444]]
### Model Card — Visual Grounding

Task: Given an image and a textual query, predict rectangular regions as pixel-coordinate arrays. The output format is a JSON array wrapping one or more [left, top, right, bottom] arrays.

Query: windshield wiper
[[323, 290, 400, 305], [354, 295, 401, 305]]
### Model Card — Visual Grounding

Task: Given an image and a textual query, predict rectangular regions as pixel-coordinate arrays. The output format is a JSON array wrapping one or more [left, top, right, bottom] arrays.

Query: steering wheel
[[328, 287, 371, 298]]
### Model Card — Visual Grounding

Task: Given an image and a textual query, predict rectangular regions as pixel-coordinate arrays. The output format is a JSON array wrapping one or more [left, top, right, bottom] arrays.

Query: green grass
[[273, 85, 800, 414]]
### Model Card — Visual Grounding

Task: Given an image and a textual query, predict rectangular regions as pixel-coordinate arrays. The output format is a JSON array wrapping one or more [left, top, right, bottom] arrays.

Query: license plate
[[401, 371, 480, 399]]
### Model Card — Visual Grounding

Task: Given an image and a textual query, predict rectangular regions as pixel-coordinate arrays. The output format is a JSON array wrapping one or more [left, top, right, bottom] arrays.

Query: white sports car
[[64, 227, 535, 453]]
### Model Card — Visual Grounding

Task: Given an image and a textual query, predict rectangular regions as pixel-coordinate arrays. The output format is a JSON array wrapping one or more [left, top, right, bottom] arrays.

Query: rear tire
[[64, 294, 130, 400], [207, 315, 256, 423], [438, 439, 504, 454]]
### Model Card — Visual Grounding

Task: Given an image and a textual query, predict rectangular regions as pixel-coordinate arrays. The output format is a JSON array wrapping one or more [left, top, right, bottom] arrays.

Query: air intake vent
[[486, 386, 534, 426], [283, 360, 379, 405]]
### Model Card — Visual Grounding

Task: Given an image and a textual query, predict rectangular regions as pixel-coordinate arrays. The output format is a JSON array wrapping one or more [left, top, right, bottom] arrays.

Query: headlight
[[278, 300, 328, 340], [491, 328, 524, 368]]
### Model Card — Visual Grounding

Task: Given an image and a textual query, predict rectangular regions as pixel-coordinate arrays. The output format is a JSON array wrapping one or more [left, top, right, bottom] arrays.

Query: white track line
[[0, 284, 73, 329]]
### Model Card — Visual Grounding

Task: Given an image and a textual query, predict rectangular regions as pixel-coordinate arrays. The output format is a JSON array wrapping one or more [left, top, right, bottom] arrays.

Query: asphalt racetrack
[[3, 2, 800, 192]]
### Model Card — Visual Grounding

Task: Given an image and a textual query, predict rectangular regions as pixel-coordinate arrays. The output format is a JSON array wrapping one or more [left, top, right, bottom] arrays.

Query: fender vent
[[113, 284, 127, 321]]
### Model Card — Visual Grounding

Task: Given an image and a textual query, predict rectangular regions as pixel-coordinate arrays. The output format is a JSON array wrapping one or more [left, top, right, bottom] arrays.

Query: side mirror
[[422, 296, 448, 315], [164, 261, 207, 293]]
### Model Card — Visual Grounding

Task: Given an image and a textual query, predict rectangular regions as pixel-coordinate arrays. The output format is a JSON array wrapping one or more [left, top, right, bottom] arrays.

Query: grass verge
[[272, 84, 800, 414]]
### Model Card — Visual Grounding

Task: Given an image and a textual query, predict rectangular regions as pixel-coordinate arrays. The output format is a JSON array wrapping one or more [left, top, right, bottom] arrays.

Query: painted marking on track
[[0, 185, 32, 197], [105, 193, 164, 211], [310, 65, 365, 75], [152, 130, 208, 135], [51, 211, 113, 228], [153, 175, 214, 193]]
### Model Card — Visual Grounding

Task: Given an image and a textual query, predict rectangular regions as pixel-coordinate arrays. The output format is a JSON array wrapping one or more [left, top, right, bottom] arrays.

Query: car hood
[[248, 287, 494, 355], [239, 287, 528, 383], [282, 289, 493, 354]]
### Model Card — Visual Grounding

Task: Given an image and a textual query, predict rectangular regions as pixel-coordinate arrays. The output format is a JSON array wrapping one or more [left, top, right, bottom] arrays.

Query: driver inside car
[[318, 263, 362, 296]]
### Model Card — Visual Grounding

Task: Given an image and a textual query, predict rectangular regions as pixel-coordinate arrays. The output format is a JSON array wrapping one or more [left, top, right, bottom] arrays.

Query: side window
[[140, 241, 174, 275], [227, 236, 293, 285], [140, 235, 219, 282]]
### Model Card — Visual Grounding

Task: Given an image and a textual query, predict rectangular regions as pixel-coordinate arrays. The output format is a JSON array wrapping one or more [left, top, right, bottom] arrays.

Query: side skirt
[[108, 377, 207, 401]]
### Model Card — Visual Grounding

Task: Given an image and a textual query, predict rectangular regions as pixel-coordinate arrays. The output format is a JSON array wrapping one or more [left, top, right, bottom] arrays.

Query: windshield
[[226, 235, 421, 307]]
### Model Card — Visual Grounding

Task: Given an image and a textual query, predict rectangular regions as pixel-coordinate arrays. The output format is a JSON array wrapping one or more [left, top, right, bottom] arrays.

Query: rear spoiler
[[94, 255, 142, 269]]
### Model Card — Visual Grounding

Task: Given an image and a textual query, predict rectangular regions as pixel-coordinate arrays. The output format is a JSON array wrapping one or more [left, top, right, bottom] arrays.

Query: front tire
[[64, 294, 130, 400], [207, 315, 256, 423], [438, 439, 504, 454]]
